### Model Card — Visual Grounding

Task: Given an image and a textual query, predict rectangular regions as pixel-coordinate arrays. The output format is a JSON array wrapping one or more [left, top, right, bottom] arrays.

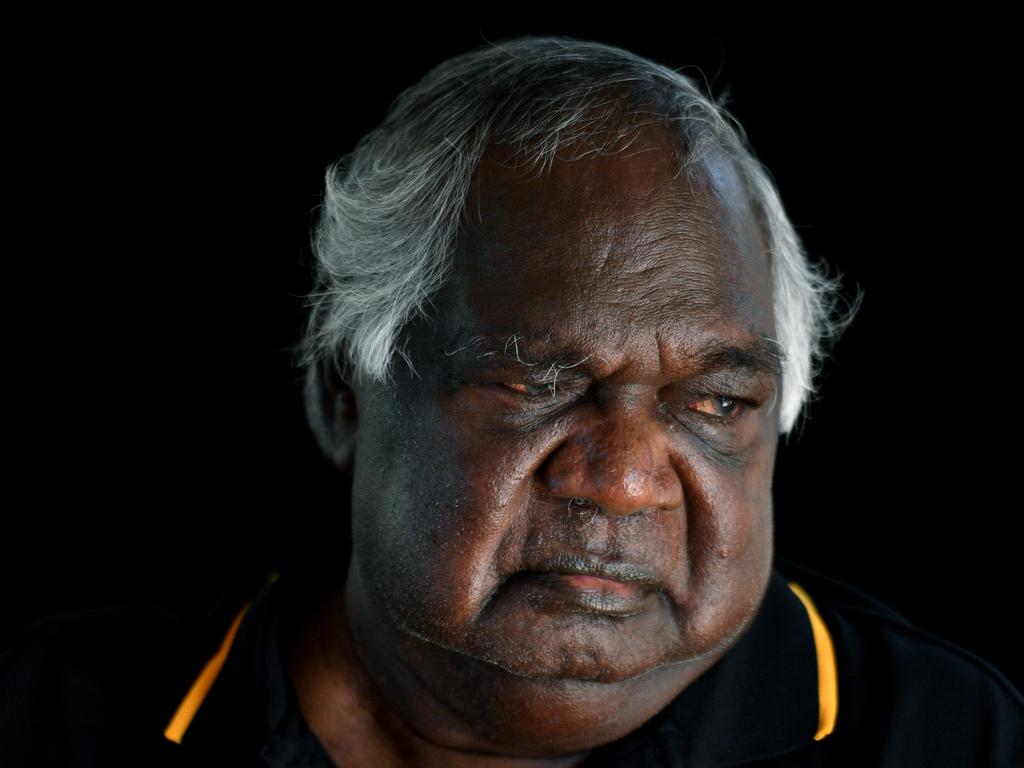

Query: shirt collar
[[172, 563, 828, 768], [167, 566, 332, 766]]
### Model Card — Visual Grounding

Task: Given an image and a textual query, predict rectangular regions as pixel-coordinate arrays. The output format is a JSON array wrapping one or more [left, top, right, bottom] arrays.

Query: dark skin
[[285, 124, 783, 768]]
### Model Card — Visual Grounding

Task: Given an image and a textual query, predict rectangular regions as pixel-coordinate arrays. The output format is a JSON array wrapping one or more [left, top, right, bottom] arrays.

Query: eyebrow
[[443, 331, 787, 380]]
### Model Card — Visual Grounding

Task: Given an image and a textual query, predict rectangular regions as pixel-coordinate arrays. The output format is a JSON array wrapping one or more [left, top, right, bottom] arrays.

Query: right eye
[[498, 381, 552, 397]]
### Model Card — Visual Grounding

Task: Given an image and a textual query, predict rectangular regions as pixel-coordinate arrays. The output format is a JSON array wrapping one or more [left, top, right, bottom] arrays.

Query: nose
[[539, 404, 684, 518]]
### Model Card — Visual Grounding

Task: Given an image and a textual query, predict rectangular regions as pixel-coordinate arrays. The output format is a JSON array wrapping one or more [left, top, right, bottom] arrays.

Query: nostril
[[566, 495, 600, 516]]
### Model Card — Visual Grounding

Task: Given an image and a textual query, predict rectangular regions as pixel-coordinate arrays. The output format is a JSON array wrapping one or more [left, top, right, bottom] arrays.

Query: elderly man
[[3, 35, 1022, 768]]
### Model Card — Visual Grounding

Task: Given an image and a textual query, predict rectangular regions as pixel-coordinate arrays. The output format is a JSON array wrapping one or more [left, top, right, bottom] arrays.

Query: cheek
[[349, 403, 526, 631], [675, 426, 776, 589], [735, 422, 777, 531]]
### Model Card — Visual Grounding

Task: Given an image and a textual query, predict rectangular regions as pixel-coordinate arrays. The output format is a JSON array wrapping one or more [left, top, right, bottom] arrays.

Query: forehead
[[431, 125, 774, 368]]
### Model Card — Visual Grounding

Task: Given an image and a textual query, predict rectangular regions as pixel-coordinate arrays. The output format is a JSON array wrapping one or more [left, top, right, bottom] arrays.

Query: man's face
[[341, 126, 781, 754]]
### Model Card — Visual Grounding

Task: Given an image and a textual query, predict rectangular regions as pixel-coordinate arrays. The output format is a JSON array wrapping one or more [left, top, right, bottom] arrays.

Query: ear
[[303, 349, 358, 472]]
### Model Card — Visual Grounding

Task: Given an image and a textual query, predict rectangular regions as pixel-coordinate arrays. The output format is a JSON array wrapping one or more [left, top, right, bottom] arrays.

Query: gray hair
[[293, 35, 860, 463]]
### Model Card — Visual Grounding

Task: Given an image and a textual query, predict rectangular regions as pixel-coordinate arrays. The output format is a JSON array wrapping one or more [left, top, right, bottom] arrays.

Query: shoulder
[[774, 555, 1024, 765], [1, 599, 183, 697], [775, 554, 1021, 703], [0, 600, 194, 766]]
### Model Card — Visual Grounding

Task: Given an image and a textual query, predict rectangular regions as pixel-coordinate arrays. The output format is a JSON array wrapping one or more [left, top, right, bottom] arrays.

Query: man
[[3, 35, 1022, 767]]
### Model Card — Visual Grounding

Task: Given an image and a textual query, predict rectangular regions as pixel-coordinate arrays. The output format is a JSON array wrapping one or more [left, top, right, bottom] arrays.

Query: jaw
[[341, 559, 760, 756]]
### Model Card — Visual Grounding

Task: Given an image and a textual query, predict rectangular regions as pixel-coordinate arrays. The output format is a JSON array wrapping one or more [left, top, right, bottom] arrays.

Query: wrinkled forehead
[[435, 126, 773, 351]]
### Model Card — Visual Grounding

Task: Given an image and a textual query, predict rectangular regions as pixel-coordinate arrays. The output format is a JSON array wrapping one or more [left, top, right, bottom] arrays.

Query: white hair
[[293, 35, 860, 462]]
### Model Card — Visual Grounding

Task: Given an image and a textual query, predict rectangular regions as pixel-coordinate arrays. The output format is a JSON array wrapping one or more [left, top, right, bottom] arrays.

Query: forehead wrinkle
[[578, 200, 740, 304], [595, 249, 729, 325], [587, 155, 757, 297], [596, 198, 770, 336], [642, 181, 722, 235], [565, 245, 732, 330]]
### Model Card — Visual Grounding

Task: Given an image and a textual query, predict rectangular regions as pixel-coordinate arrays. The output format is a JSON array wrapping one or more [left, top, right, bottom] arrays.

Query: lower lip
[[556, 574, 641, 595], [510, 572, 655, 617]]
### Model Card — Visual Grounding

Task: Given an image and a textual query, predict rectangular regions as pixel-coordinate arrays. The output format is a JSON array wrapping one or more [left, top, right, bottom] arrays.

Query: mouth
[[504, 554, 661, 618]]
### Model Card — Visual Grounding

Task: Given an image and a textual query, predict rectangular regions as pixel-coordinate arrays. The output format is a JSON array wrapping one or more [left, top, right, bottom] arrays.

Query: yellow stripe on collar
[[163, 570, 281, 744], [163, 599, 254, 744], [787, 581, 839, 740]]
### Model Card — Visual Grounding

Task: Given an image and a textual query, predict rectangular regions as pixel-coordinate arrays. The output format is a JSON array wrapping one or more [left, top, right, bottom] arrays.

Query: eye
[[688, 395, 745, 421], [499, 381, 554, 397]]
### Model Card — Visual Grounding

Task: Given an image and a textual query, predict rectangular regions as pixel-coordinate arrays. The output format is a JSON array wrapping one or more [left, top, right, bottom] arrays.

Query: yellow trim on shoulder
[[787, 580, 839, 741], [163, 599, 254, 744]]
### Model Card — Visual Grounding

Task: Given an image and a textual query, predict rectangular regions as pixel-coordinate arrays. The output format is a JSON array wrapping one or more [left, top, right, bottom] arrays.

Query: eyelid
[[499, 381, 551, 396], [497, 373, 589, 398]]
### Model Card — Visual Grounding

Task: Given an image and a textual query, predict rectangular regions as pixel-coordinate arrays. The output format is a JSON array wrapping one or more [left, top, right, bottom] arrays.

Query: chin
[[418, 589, 763, 754], [410, 638, 722, 757], [445, 576, 755, 683], [463, 612, 687, 684]]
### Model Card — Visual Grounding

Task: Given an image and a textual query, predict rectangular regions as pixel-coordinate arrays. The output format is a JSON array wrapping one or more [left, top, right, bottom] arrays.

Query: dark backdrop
[[9, 21, 1019, 690]]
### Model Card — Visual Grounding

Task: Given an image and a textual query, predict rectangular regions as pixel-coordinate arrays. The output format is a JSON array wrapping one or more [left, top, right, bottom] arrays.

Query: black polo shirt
[[2, 555, 1021, 767]]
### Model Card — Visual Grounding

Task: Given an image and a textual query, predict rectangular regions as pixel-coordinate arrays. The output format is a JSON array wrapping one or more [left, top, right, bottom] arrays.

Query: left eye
[[689, 395, 743, 419]]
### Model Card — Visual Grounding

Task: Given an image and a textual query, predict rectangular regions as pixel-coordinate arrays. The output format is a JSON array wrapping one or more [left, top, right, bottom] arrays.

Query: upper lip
[[524, 553, 660, 590]]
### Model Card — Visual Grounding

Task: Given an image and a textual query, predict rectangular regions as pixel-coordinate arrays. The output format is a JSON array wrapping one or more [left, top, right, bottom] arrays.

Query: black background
[[8, 20, 1020, 691]]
